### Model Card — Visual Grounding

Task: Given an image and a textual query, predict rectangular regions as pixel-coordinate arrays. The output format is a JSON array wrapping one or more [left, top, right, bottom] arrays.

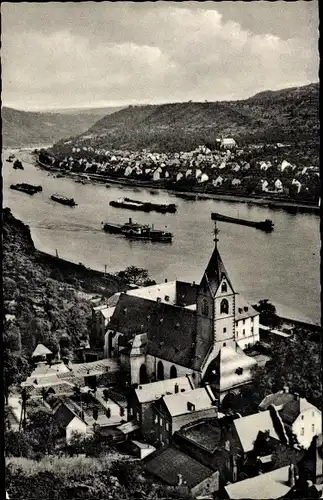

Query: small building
[[235, 296, 260, 349], [274, 178, 283, 192], [152, 385, 218, 445], [213, 176, 223, 187], [279, 396, 322, 449], [53, 400, 88, 444], [31, 343, 53, 364], [129, 440, 156, 459], [128, 375, 195, 442], [221, 138, 237, 150], [145, 445, 220, 497], [153, 167, 163, 181], [232, 178, 241, 186]]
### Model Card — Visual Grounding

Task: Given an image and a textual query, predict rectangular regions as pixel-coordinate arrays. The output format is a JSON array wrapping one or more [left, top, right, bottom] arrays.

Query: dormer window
[[187, 402, 195, 411], [165, 295, 170, 302], [220, 299, 229, 314], [221, 282, 227, 293], [202, 299, 209, 316], [238, 308, 242, 314], [236, 367, 243, 375]]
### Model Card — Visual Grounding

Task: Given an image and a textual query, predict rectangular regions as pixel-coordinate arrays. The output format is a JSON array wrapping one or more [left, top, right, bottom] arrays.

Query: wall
[[191, 471, 220, 497], [293, 408, 322, 449], [235, 315, 260, 349], [130, 354, 146, 386], [66, 416, 87, 444], [145, 354, 199, 383]]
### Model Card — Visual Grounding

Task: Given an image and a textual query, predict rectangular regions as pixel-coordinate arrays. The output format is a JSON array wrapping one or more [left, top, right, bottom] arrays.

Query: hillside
[[2, 106, 123, 148], [65, 83, 319, 152]]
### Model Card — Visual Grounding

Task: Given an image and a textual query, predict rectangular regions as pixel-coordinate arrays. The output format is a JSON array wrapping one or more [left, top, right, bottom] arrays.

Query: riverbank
[[36, 158, 320, 214]]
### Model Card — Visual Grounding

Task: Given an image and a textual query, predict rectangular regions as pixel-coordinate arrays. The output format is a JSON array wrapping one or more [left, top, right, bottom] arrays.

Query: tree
[[4, 430, 33, 458], [25, 409, 62, 456], [3, 351, 30, 404], [117, 266, 154, 287], [253, 299, 282, 328]]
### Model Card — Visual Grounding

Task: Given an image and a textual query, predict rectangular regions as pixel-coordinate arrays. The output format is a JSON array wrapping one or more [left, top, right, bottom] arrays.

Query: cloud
[[1, 3, 318, 109]]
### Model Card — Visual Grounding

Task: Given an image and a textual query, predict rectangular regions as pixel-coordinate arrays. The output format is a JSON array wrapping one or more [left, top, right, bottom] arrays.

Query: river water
[[3, 148, 320, 325]]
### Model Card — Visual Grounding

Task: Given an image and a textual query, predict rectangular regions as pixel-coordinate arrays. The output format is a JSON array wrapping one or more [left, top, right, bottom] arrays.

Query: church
[[104, 222, 259, 404]]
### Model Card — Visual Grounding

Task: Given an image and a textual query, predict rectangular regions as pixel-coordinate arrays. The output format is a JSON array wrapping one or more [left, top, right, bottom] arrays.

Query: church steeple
[[200, 221, 235, 297]]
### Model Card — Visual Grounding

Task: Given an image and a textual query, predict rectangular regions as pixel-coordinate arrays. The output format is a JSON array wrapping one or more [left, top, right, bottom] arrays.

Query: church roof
[[200, 245, 235, 296], [135, 376, 194, 404], [146, 302, 199, 369], [108, 293, 157, 338]]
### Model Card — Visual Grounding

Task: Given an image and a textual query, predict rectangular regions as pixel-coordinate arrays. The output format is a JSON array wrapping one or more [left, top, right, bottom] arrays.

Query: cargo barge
[[109, 197, 177, 213], [10, 183, 43, 195], [103, 218, 173, 242], [51, 194, 77, 207], [211, 212, 274, 232]]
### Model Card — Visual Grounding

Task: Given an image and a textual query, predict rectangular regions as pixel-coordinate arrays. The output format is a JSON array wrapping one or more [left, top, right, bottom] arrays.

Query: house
[[31, 343, 53, 364], [213, 176, 223, 187], [224, 465, 294, 499], [235, 296, 260, 349], [292, 179, 302, 193], [279, 396, 322, 449], [144, 445, 220, 497], [53, 399, 88, 444], [152, 385, 218, 445], [259, 386, 295, 412], [198, 173, 209, 183], [153, 167, 163, 181], [176, 172, 184, 182], [274, 179, 283, 192], [124, 165, 133, 177], [260, 161, 270, 171], [128, 375, 195, 441], [232, 165, 241, 172], [221, 138, 237, 150], [261, 179, 269, 192], [280, 160, 292, 172], [232, 178, 241, 186]]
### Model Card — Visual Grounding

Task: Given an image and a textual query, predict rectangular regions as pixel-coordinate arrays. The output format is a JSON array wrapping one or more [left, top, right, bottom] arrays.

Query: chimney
[[288, 463, 295, 488], [129, 218, 132, 224], [283, 385, 289, 394], [177, 474, 183, 486], [174, 383, 179, 394]]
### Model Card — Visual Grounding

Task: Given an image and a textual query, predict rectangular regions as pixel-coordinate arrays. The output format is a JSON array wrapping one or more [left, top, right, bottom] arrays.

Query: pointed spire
[[213, 220, 219, 246]]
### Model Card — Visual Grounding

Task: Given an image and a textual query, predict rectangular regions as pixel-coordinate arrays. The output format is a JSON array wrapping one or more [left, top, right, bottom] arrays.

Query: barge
[[109, 197, 177, 214], [51, 194, 77, 207], [10, 183, 43, 195], [103, 218, 173, 242], [211, 212, 274, 232]]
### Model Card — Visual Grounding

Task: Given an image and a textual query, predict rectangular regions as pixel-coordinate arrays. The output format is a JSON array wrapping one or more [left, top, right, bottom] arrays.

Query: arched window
[[221, 282, 227, 293], [139, 364, 148, 384], [170, 365, 177, 379], [202, 299, 209, 316], [220, 299, 229, 314], [157, 361, 164, 380]]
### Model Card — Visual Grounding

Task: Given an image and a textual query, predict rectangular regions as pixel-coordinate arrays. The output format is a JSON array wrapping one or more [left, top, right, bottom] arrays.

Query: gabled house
[[152, 385, 218, 445], [213, 176, 223, 187], [279, 397, 322, 449], [221, 138, 237, 150], [153, 167, 163, 181], [128, 375, 195, 441], [274, 179, 283, 192], [232, 178, 241, 186], [198, 173, 209, 183], [235, 296, 260, 349], [53, 399, 88, 444]]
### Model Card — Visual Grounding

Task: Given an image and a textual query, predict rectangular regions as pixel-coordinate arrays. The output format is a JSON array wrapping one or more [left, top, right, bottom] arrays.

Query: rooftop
[[224, 466, 291, 499], [280, 398, 320, 425], [160, 386, 216, 417], [233, 410, 280, 453], [135, 375, 194, 404], [236, 295, 259, 320], [177, 419, 222, 453], [145, 445, 216, 489], [32, 343, 52, 357], [259, 389, 296, 411]]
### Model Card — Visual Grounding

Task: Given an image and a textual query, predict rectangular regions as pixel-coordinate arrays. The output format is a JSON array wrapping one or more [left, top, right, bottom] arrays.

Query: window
[[223, 342, 226, 347], [166, 422, 169, 431], [301, 428, 304, 436], [243, 329, 245, 335], [235, 321, 238, 327], [251, 317, 254, 323], [312, 424, 315, 433], [225, 440, 230, 451], [223, 327, 227, 333], [301, 415, 304, 420], [129, 408, 133, 416], [157, 361, 164, 380], [202, 299, 209, 316], [220, 299, 229, 314], [160, 416, 163, 426], [243, 319, 245, 325], [170, 365, 177, 379], [154, 415, 158, 424], [236, 367, 243, 375], [221, 282, 227, 293], [251, 327, 254, 334]]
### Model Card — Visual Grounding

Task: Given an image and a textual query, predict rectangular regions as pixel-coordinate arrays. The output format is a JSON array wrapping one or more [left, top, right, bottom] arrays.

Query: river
[[3, 148, 320, 325]]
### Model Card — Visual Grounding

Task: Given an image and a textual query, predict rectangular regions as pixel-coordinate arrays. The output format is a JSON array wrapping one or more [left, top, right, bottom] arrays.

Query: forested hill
[[67, 83, 319, 152], [2, 106, 123, 148]]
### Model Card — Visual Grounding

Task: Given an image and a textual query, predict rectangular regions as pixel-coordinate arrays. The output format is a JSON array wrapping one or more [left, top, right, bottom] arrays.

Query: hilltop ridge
[[66, 82, 319, 152]]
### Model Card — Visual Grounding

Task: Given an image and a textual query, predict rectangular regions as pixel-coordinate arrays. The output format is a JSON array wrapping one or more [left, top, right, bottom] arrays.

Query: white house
[[195, 168, 202, 179], [274, 179, 283, 192], [232, 164, 241, 172], [292, 179, 302, 193], [53, 400, 88, 444], [185, 169, 193, 178], [232, 178, 241, 187], [153, 167, 163, 181], [213, 176, 223, 187], [280, 397, 322, 449], [198, 173, 209, 184], [260, 162, 270, 171], [235, 296, 260, 349], [176, 172, 184, 182], [219, 161, 226, 170], [261, 179, 269, 192], [124, 166, 133, 177], [221, 138, 237, 150], [280, 160, 292, 172]]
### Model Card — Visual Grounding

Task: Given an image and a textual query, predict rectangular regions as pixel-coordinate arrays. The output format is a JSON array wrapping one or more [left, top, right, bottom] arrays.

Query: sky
[[1, 1, 319, 111]]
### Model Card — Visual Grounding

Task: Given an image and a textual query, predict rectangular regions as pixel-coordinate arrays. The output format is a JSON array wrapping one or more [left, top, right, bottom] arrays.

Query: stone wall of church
[[145, 354, 200, 385]]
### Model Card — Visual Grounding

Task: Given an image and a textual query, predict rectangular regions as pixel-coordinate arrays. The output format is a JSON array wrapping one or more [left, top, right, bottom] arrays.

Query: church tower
[[193, 221, 237, 370]]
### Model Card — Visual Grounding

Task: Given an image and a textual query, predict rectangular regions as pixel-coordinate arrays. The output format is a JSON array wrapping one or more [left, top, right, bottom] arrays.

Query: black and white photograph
[[2, 1, 321, 499]]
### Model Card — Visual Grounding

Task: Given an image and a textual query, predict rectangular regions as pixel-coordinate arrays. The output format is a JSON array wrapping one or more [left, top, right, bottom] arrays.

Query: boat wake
[[33, 222, 101, 233]]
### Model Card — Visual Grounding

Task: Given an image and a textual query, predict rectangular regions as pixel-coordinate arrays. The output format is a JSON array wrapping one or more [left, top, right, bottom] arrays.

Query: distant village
[[6, 227, 322, 500], [41, 137, 320, 203]]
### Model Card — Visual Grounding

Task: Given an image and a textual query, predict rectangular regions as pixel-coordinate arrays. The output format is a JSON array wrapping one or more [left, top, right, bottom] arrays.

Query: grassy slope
[[2, 106, 123, 148], [72, 83, 319, 151]]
